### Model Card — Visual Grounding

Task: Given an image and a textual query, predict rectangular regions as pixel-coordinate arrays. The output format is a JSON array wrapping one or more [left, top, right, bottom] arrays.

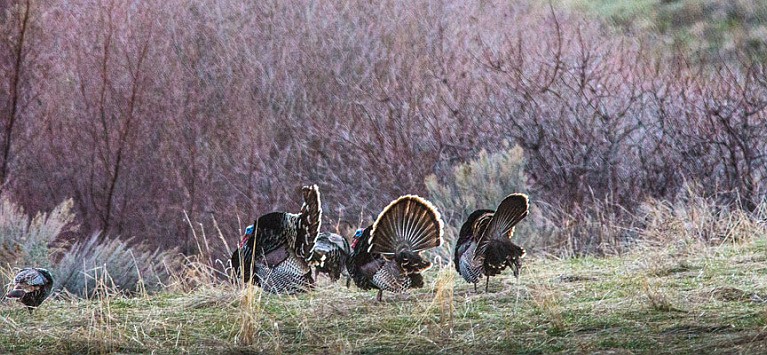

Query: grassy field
[[2, 236, 767, 354], [556, 0, 767, 58]]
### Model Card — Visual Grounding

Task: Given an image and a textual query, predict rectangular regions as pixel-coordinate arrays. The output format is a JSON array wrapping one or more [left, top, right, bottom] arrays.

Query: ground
[[2, 236, 766, 354]]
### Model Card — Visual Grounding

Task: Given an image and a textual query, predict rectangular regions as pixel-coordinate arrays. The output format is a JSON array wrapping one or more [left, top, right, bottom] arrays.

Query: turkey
[[306, 232, 350, 283], [5, 268, 54, 313], [347, 195, 444, 301], [231, 184, 322, 294], [454, 193, 529, 292]]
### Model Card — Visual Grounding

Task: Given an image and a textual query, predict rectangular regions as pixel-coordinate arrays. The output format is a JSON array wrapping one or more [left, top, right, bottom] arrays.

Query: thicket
[[0, 198, 178, 296], [1, 0, 766, 261]]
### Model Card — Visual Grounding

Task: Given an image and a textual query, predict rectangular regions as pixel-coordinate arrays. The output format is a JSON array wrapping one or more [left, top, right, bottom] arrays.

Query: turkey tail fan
[[367, 195, 444, 256], [301, 184, 322, 240], [474, 193, 529, 263]]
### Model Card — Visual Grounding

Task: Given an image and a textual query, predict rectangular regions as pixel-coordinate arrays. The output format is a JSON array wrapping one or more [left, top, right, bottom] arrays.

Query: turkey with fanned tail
[[454, 193, 529, 292], [346, 195, 444, 301], [230, 184, 322, 294], [5, 268, 54, 313], [306, 232, 351, 283]]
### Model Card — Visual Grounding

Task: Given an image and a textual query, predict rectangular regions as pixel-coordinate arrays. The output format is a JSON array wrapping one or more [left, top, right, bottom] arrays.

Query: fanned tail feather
[[296, 184, 322, 257], [473, 193, 529, 264], [301, 184, 322, 238], [367, 195, 444, 256]]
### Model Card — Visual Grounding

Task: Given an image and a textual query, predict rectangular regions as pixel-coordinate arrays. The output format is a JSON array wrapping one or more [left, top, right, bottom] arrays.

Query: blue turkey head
[[239, 224, 255, 248], [350, 228, 364, 250]]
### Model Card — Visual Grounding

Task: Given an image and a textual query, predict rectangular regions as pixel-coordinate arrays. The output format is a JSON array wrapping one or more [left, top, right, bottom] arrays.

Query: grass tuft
[[641, 277, 681, 313]]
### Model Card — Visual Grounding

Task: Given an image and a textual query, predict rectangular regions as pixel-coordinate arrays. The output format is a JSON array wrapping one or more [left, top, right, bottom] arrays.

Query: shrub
[[3, 0, 767, 258], [53, 233, 181, 298], [0, 198, 75, 268], [425, 144, 534, 260], [539, 197, 640, 257], [0, 197, 180, 298]]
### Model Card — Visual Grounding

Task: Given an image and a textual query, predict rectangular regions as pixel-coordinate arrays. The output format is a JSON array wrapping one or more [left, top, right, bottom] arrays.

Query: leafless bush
[[0, 0, 764, 257]]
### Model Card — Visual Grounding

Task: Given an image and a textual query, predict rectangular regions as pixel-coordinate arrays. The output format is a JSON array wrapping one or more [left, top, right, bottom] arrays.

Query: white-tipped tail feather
[[301, 184, 322, 241], [367, 195, 444, 256]]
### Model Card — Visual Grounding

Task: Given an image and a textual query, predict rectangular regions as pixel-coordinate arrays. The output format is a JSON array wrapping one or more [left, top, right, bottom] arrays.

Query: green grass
[[3, 238, 767, 354], [554, 0, 767, 60]]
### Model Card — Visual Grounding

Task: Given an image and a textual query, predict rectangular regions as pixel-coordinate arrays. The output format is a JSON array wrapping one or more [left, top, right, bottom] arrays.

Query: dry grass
[[530, 283, 567, 336], [2, 186, 767, 353], [639, 184, 767, 246], [641, 277, 680, 313], [2, 233, 767, 353]]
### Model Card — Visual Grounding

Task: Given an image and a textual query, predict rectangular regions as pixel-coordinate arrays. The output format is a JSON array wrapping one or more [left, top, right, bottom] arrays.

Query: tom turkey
[[6, 267, 53, 313], [306, 232, 350, 283], [231, 184, 322, 294], [454, 193, 529, 292], [347, 195, 443, 301]]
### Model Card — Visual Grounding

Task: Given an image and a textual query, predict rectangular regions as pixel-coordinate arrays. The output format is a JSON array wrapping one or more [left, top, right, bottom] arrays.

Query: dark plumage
[[231, 184, 322, 294], [347, 195, 444, 301], [5, 268, 54, 313], [454, 193, 529, 292], [307, 232, 351, 282]]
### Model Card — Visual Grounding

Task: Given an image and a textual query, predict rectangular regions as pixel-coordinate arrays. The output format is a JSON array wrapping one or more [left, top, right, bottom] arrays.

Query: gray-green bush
[[425, 144, 536, 260], [0, 198, 74, 268], [0, 197, 179, 297], [53, 233, 180, 297]]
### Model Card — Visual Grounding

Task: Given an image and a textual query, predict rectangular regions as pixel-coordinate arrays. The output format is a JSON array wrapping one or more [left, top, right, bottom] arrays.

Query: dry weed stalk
[[641, 277, 679, 312], [235, 284, 265, 347], [428, 265, 456, 338], [530, 284, 566, 334], [86, 266, 121, 353]]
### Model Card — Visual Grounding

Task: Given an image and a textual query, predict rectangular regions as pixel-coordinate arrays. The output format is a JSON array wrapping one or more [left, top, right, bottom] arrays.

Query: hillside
[[2, 237, 766, 354], [558, 0, 767, 58]]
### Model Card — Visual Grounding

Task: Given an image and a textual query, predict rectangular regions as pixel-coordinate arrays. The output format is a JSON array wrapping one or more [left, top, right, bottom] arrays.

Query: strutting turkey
[[306, 232, 351, 283], [347, 195, 444, 301], [230, 184, 322, 294], [5, 268, 54, 313], [454, 193, 529, 292]]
